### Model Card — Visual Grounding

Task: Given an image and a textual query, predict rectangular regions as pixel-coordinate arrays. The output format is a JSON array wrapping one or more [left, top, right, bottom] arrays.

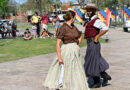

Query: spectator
[[32, 23, 37, 39], [5, 22, 12, 38], [54, 15, 60, 35], [40, 29, 48, 39], [0, 24, 5, 39], [0, 23, 7, 39], [23, 28, 32, 40], [41, 12, 49, 35], [12, 22, 17, 38], [31, 12, 41, 37]]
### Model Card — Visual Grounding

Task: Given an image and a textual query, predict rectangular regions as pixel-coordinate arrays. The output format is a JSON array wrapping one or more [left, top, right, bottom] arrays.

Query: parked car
[[0, 19, 13, 25], [0, 20, 2, 25], [123, 20, 130, 32], [49, 14, 56, 23], [49, 10, 67, 23], [58, 14, 64, 22]]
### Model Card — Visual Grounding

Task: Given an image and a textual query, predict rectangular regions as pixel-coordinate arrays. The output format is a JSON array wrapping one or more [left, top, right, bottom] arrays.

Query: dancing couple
[[43, 3, 111, 90]]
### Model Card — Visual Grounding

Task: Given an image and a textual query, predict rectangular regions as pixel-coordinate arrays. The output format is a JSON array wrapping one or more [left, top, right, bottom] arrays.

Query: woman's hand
[[58, 58, 63, 64]]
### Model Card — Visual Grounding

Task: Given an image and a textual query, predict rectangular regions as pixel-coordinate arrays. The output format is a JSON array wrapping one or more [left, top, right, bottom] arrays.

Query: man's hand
[[94, 36, 98, 43]]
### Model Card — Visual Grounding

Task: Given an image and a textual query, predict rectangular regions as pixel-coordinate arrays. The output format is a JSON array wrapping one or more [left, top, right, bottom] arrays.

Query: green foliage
[[21, 0, 62, 12], [0, 0, 9, 14], [92, 0, 130, 9], [69, 1, 73, 6]]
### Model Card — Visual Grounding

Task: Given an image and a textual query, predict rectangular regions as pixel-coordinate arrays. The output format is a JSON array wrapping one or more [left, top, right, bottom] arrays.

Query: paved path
[[0, 25, 130, 90]]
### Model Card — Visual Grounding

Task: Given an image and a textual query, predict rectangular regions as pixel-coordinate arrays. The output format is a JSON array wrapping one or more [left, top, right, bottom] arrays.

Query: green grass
[[0, 36, 105, 63], [17, 23, 55, 30]]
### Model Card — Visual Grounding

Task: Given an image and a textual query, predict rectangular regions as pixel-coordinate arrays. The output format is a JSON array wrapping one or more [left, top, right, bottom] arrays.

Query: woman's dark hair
[[26, 28, 29, 30], [35, 12, 38, 15], [63, 10, 76, 21]]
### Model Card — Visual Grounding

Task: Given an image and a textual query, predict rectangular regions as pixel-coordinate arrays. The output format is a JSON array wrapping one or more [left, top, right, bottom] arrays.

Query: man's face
[[86, 8, 96, 17]]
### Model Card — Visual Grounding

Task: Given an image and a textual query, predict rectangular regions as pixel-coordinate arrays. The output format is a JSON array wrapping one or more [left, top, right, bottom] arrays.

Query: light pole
[[19, 0, 22, 23], [114, 0, 117, 26], [8, 0, 17, 24], [123, 1, 124, 23]]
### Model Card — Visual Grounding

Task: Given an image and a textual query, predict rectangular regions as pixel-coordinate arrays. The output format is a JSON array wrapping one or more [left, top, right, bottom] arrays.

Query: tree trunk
[[35, 0, 42, 14]]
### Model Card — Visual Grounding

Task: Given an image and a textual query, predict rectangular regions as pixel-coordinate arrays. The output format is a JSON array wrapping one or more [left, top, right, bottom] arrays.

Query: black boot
[[90, 77, 101, 88], [100, 71, 111, 86]]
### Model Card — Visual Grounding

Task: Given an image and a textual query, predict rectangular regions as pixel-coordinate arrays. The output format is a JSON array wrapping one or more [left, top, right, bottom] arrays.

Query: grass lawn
[[17, 22, 55, 30], [0, 36, 105, 63]]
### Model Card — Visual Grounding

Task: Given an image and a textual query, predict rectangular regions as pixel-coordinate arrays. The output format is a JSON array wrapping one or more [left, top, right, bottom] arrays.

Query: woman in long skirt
[[43, 10, 90, 90]]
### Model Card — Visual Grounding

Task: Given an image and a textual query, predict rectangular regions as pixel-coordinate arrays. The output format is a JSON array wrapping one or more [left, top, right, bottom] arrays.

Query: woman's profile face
[[71, 16, 76, 23]]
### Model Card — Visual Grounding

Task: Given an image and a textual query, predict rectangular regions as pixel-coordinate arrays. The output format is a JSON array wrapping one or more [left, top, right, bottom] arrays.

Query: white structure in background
[[123, 20, 130, 32], [26, 10, 33, 22], [84, 0, 92, 3]]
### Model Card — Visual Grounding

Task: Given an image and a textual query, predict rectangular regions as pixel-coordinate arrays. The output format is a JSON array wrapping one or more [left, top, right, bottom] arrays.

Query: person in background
[[3, 22, 8, 38], [5, 22, 12, 38], [31, 12, 41, 37], [83, 3, 111, 88], [32, 23, 37, 39], [23, 28, 32, 40], [12, 22, 17, 38], [41, 12, 49, 36], [54, 15, 60, 35], [0, 24, 5, 39], [40, 29, 48, 39]]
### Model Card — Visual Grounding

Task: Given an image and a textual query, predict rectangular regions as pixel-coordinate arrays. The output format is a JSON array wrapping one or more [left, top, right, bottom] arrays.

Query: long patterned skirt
[[43, 43, 90, 90]]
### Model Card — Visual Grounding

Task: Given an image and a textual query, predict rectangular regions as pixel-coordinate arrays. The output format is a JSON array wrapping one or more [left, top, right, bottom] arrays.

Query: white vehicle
[[0, 19, 13, 25], [49, 10, 67, 23], [58, 14, 64, 22], [123, 20, 130, 32], [49, 14, 56, 23]]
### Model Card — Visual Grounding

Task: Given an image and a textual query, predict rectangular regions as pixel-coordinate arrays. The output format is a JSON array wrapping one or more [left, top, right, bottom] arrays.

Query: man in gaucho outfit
[[83, 3, 112, 88]]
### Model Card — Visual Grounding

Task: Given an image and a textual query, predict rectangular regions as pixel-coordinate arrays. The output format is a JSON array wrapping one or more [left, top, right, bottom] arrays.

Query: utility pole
[[19, 0, 22, 23], [123, 1, 124, 24], [114, 0, 117, 26], [36, 0, 42, 14]]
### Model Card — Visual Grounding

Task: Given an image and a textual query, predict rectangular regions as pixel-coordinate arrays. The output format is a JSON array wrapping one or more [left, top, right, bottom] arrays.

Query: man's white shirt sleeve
[[93, 19, 108, 31]]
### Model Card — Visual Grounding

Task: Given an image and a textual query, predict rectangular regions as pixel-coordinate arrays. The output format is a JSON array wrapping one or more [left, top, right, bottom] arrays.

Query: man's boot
[[100, 71, 111, 86], [90, 76, 101, 88]]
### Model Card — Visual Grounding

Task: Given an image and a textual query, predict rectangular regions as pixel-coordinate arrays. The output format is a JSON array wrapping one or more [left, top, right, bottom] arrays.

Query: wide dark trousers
[[84, 38, 109, 77]]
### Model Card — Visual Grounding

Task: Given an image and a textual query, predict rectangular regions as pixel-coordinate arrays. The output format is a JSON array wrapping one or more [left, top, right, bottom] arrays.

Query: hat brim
[[82, 6, 99, 11]]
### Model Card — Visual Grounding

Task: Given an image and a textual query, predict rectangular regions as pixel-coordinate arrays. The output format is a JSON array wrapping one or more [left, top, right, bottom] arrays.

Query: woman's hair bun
[[63, 10, 75, 21], [63, 13, 71, 21]]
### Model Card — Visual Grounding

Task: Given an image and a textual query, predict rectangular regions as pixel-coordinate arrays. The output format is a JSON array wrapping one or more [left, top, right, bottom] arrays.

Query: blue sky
[[15, 0, 75, 4], [61, 0, 75, 3], [15, 0, 27, 4]]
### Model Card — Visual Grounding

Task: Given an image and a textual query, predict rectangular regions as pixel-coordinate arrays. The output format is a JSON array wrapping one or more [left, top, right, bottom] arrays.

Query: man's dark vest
[[84, 18, 100, 38]]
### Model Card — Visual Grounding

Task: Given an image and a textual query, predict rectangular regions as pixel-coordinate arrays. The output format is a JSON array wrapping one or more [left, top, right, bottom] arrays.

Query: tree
[[0, 0, 9, 15], [35, 0, 42, 13], [77, 0, 92, 8], [21, 0, 61, 14], [91, 0, 130, 9]]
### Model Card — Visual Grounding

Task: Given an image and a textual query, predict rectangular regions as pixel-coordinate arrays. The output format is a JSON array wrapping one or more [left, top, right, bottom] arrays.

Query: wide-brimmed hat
[[82, 3, 99, 11]]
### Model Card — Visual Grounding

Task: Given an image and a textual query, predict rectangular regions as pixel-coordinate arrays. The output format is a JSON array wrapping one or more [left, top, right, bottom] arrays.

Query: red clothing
[[84, 18, 100, 38], [41, 14, 49, 24]]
